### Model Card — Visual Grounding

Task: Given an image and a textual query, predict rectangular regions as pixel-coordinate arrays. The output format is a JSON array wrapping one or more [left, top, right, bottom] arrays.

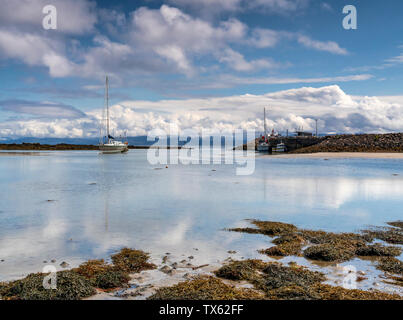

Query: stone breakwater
[[293, 133, 403, 153]]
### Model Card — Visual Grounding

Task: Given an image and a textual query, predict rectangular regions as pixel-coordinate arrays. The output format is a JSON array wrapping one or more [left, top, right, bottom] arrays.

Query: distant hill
[[0, 134, 252, 147]]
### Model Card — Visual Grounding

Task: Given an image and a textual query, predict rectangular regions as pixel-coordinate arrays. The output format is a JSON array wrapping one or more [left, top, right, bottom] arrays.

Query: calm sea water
[[1, 150, 403, 282]]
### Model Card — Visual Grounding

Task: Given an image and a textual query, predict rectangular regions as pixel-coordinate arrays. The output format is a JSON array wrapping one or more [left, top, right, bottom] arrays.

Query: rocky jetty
[[293, 133, 403, 153]]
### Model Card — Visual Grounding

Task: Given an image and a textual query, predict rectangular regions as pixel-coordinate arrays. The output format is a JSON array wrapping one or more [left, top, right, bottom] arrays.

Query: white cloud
[[217, 48, 277, 72], [2, 85, 403, 138], [167, 0, 309, 15], [0, 3, 348, 79], [249, 0, 309, 13], [0, 29, 76, 77], [297, 35, 348, 55]]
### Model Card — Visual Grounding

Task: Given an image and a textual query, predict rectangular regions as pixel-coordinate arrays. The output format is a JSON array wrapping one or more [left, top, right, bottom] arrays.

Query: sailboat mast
[[264, 107, 267, 138], [106, 76, 110, 139]]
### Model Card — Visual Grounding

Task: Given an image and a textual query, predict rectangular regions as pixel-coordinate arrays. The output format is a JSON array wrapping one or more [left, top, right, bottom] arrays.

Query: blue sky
[[1, 0, 403, 137]]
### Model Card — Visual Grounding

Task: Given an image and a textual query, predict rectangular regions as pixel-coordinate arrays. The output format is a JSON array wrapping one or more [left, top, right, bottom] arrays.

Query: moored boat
[[99, 76, 128, 154]]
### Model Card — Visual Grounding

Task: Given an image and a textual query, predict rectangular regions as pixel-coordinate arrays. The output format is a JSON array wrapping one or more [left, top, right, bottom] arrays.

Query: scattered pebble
[[227, 250, 236, 254], [162, 256, 168, 264], [60, 261, 69, 268], [159, 266, 171, 274], [188, 256, 194, 260], [51, 259, 56, 263]]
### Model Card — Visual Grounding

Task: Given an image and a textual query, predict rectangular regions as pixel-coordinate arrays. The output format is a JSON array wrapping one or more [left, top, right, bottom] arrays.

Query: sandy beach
[[264, 152, 403, 159]]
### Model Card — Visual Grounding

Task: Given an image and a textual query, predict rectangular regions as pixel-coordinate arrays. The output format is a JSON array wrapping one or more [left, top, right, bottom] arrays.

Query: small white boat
[[257, 141, 269, 152], [99, 139, 128, 154], [272, 142, 286, 153], [99, 76, 128, 154]]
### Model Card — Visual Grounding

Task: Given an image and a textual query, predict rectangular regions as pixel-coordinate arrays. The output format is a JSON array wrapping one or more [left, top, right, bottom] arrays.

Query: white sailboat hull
[[99, 144, 128, 154]]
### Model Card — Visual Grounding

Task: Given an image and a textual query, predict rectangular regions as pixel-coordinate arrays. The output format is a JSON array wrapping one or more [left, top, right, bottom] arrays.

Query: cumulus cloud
[[0, 29, 76, 77], [0, 3, 348, 79], [1, 85, 403, 138]]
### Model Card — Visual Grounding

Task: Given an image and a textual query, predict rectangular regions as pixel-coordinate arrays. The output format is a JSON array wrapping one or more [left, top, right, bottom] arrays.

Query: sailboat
[[99, 76, 129, 154], [257, 107, 269, 152]]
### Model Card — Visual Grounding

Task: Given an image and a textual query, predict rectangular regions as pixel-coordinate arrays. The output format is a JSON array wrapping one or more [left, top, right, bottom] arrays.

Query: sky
[[1, 0, 403, 138]]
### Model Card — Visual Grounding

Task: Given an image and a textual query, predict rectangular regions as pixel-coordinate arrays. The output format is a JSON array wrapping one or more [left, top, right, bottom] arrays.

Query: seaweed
[[315, 284, 402, 300], [92, 270, 130, 290], [355, 244, 402, 257], [228, 220, 297, 237], [387, 221, 403, 230], [254, 263, 325, 292], [362, 227, 403, 245], [266, 285, 322, 300], [0, 271, 95, 300], [74, 259, 130, 289], [259, 241, 303, 257], [111, 248, 156, 273], [303, 243, 356, 262], [214, 260, 267, 281], [147, 276, 265, 300], [376, 257, 403, 275]]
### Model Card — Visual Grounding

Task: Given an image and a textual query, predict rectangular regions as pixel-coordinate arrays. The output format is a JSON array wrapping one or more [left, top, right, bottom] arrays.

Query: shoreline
[[0, 144, 186, 151], [263, 152, 403, 159], [1, 220, 402, 300]]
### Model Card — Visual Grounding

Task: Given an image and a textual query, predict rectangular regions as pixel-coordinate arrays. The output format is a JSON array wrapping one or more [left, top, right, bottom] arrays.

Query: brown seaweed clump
[[215, 260, 325, 299], [376, 257, 403, 275], [111, 248, 157, 273], [314, 284, 402, 300], [260, 242, 303, 257], [74, 259, 130, 290], [0, 247, 157, 300], [147, 276, 265, 300], [254, 263, 325, 292], [362, 226, 403, 245], [215, 260, 402, 300], [260, 233, 305, 257], [0, 271, 95, 300], [214, 260, 267, 281], [355, 244, 402, 257], [303, 243, 357, 262], [387, 221, 403, 229], [229, 220, 297, 237]]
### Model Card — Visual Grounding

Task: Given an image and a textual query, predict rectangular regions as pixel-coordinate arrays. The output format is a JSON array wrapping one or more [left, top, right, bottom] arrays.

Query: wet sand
[[264, 152, 403, 159]]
